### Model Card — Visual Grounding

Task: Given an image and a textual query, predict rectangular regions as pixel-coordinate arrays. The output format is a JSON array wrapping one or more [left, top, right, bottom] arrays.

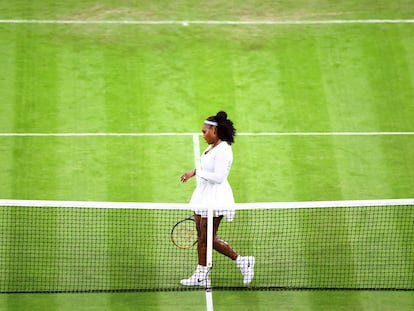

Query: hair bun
[[216, 111, 227, 121]]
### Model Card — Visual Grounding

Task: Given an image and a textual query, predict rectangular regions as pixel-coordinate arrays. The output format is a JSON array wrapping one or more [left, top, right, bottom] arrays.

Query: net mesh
[[0, 200, 413, 293]]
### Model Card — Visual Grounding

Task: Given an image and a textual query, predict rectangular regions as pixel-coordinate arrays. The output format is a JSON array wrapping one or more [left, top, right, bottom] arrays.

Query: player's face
[[202, 124, 218, 145]]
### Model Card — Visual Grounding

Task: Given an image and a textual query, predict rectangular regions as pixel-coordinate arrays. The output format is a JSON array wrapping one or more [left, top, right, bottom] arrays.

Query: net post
[[206, 204, 213, 272], [205, 289, 214, 311], [205, 204, 214, 311]]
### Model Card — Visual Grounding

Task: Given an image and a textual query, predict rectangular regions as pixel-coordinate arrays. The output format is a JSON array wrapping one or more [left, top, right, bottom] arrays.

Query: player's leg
[[180, 214, 210, 286], [181, 214, 255, 285], [196, 213, 207, 266], [204, 215, 256, 285], [211, 216, 238, 259], [211, 216, 255, 284]]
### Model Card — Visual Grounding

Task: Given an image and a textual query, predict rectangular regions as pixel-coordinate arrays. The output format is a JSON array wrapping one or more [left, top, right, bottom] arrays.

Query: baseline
[[0, 19, 414, 25], [0, 132, 413, 137]]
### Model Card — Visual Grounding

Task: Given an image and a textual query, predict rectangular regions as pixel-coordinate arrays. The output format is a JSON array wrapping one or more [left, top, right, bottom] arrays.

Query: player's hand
[[180, 169, 196, 183]]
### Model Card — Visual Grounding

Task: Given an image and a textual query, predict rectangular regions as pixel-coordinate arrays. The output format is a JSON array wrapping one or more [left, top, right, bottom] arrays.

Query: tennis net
[[0, 199, 413, 293]]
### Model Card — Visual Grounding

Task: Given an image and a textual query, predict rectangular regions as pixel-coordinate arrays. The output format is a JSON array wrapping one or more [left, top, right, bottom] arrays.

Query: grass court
[[0, 0, 414, 310]]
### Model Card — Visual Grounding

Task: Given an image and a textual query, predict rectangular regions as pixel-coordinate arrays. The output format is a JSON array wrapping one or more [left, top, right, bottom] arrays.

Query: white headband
[[204, 120, 218, 126]]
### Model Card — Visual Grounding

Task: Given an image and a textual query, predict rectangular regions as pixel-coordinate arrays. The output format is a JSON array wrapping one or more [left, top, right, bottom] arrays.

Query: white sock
[[234, 255, 243, 267], [197, 265, 208, 273]]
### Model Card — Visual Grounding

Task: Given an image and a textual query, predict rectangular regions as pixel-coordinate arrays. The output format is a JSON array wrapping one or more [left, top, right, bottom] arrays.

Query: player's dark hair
[[206, 111, 236, 145]]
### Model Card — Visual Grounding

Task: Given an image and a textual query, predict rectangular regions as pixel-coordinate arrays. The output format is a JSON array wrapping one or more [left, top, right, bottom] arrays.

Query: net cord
[[0, 198, 413, 209]]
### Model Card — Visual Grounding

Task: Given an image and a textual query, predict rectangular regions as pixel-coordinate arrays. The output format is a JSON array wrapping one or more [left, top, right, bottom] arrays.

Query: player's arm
[[196, 148, 232, 184]]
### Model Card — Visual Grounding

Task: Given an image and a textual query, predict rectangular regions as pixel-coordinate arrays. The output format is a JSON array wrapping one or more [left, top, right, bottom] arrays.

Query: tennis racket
[[170, 215, 198, 249]]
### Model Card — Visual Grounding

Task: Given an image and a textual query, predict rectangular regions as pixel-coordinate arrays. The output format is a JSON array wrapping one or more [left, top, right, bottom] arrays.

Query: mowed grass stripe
[[1, 24, 414, 134], [317, 26, 378, 131], [344, 137, 413, 198], [140, 32, 202, 133], [57, 33, 107, 133], [332, 137, 396, 199], [13, 25, 60, 132], [189, 27, 238, 116], [275, 27, 333, 132], [53, 136, 194, 202], [269, 27, 344, 200], [362, 25, 414, 131], [102, 31, 149, 134], [231, 136, 343, 202], [289, 137, 343, 201], [55, 39, 109, 201], [54, 137, 109, 201], [231, 43, 284, 132], [400, 25, 414, 87], [3, 135, 412, 203], [0, 26, 16, 198], [380, 137, 414, 197], [0, 25, 16, 132], [11, 25, 60, 199]]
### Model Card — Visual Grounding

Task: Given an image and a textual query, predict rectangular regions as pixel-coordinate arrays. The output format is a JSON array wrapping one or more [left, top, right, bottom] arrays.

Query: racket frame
[[170, 215, 198, 249]]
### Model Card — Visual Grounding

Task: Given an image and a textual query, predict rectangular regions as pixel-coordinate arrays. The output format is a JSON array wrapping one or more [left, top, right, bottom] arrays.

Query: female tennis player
[[180, 111, 255, 287]]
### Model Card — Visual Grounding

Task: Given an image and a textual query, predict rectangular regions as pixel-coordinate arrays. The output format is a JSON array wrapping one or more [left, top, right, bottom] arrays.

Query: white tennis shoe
[[236, 256, 255, 285], [180, 265, 211, 287]]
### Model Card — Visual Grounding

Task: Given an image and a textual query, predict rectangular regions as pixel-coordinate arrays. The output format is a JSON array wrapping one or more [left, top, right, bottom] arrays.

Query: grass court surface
[[1, 0, 414, 310]]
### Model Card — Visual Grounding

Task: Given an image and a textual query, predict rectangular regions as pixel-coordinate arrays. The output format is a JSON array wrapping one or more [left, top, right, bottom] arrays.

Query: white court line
[[238, 132, 414, 136], [192, 134, 201, 170], [0, 133, 196, 137], [0, 132, 413, 137], [0, 19, 414, 25]]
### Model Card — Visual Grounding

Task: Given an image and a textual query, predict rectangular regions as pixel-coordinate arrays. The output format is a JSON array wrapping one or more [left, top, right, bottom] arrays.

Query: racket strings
[[171, 217, 197, 249]]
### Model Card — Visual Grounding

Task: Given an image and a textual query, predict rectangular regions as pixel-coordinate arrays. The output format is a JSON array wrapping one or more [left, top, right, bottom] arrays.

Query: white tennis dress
[[190, 141, 235, 221]]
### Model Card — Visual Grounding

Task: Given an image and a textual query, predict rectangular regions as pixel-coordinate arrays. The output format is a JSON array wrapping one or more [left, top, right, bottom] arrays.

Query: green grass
[[1, 0, 414, 20], [1, 0, 414, 310], [1, 291, 414, 311], [0, 136, 194, 201]]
